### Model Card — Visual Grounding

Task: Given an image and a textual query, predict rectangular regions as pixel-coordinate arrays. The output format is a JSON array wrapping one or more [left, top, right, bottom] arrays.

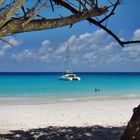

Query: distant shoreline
[[1, 72, 140, 74]]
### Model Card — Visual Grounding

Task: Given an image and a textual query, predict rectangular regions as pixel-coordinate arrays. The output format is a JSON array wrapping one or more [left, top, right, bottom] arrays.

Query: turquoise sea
[[0, 72, 140, 98]]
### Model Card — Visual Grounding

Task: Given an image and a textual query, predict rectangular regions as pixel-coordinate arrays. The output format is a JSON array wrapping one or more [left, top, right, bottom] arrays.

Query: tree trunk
[[121, 104, 140, 140]]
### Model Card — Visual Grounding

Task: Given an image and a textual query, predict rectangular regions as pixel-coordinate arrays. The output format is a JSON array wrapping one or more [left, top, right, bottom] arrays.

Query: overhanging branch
[[123, 40, 140, 45], [53, 0, 140, 47], [0, 37, 15, 47], [0, 7, 107, 37], [99, 0, 121, 23], [0, 0, 140, 47], [0, 0, 26, 28], [0, 0, 4, 5]]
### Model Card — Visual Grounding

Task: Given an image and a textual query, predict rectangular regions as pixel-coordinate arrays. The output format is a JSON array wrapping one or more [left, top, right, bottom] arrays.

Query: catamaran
[[60, 70, 80, 81], [59, 42, 80, 81]]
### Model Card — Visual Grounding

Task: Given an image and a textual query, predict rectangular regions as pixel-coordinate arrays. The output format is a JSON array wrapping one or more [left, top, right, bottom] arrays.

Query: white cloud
[[54, 30, 108, 56], [40, 55, 49, 62], [11, 29, 140, 70], [133, 29, 140, 40], [12, 39, 52, 62], [39, 40, 52, 54], [0, 38, 22, 58], [0, 50, 5, 57], [83, 52, 94, 60], [5, 38, 22, 48], [54, 42, 67, 55], [41, 40, 50, 46], [12, 49, 34, 61]]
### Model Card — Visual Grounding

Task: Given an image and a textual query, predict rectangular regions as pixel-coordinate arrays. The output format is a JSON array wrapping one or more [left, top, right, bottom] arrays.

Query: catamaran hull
[[59, 76, 80, 81]]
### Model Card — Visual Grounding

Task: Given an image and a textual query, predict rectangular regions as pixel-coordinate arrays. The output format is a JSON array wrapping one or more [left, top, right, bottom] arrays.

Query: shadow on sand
[[0, 125, 125, 140]]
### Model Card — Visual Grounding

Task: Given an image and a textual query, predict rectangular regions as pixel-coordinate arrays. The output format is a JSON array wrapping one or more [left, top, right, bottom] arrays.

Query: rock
[[121, 104, 140, 140]]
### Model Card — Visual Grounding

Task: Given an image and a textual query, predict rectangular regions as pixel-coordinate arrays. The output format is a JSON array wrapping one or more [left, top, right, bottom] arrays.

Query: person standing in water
[[95, 88, 97, 92], [94, 88, 100, 93]]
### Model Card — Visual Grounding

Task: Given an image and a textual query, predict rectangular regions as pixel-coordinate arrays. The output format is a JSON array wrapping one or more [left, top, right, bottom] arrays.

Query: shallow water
[[0, 72, 140, 97]]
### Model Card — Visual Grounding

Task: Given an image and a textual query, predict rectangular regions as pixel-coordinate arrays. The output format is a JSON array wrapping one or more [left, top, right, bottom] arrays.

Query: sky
[[0, 0, 140, 72]]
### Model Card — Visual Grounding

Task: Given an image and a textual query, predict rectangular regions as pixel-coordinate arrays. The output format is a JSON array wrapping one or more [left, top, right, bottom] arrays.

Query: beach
[[0, 96, 139, 139]]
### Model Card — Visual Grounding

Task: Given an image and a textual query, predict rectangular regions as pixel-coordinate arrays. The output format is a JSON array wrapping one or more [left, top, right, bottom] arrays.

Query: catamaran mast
[[66, 41, 69, 71]]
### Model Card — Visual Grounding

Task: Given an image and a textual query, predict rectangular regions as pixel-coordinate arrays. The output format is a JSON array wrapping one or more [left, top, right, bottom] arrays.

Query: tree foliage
[[0, 0, 140, 47]]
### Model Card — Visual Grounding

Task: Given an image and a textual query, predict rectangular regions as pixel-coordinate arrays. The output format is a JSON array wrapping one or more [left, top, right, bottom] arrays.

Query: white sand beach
[[0, 96, 139, 135]]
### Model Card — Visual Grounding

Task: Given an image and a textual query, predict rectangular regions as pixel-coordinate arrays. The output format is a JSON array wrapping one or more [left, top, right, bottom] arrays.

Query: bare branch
[[99, 0, 121, 23], [88, 18, 140, 47], [0, 0, 26, 28], [0, 0, 139, 47], [0, 0, 5, 6], [0, 37, 15, 47], [0, 7, 107, 37], [122, 40, 140, 45], [87, 18, 125, 47], [21, 6, 26, 17], [22, 2, 47, 27], [95, 0, 98, 6], [53, 0, 140, 47], [49, 0, 54, 12], [32, 0, 42, 10]]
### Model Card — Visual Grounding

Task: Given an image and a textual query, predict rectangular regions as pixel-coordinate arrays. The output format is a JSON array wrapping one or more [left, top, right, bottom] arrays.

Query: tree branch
[[87, 18, 140, 47], [0, 0, 5, 6], [22, 2, 47, 27], [0, 0, 139, 47], [53, 0, 140, 47], [99, 0, 121, 23], [0, 6, 107, 37], [88, 18, 125, 47], [0, 37, 15, 47], [123, 40, 140, 45], [0, 0, 26, 28], [49, 0, 54, 12]]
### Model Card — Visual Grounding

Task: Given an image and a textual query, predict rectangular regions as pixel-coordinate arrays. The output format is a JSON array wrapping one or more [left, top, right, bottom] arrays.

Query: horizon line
[[0, 71, 140, 73]]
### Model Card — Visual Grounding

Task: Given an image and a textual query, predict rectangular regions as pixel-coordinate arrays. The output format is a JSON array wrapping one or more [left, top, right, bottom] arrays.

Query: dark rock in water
[[121, 104, 140, 140]]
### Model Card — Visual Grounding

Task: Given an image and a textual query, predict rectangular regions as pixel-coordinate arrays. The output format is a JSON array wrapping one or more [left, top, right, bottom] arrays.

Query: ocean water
[[0, 72, 140, 98]]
